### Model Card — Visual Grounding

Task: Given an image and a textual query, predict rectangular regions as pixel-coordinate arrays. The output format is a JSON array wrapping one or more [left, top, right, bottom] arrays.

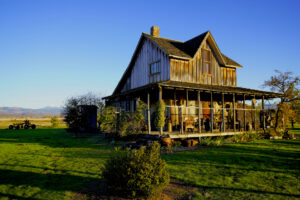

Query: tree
[[50, 116, 60, 128], [63, 93, 103, 132], [154, 100, 165, 135], [263, 70, 299, 131]]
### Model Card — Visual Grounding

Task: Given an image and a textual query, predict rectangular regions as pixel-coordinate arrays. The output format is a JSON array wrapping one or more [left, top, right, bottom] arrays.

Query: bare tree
[[263, 70, 299, 131]]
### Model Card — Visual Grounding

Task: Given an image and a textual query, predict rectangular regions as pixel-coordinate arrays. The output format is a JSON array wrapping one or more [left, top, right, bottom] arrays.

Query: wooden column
[[159, 86, 162, 101], [158, 86, 163, 135], [197, 90, 201, 133], [243, 94, 246, 131], [222, 93, 225, 132], [233, 93, 236, 132], [174, 89, 177, 127], [210, 91, 213, 133], [262, 95, 265, 130], [252, 95, 256, 130], [147, 91, 151, 134]]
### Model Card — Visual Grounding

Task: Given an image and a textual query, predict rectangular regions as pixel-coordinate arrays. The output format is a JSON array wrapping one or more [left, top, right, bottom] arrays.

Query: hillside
[[0, 107, 63, 118]]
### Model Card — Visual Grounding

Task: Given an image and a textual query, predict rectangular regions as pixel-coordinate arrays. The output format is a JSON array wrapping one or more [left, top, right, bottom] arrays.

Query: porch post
[[159, 86, 162, 101], [174, 89, 177, 127], [147, 91, 151, 134], [222, 93, 225, 132], [197, 90, 201, 133], [243, 94, 246, 131], [210, 91, 213, 133], [158, 86, 163, 135], [252, 95, 256, 130], [233, 93, 236, 132], [262, 95, 265, 130]]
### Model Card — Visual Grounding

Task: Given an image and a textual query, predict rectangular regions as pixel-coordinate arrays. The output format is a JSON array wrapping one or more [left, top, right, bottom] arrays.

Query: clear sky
[[0, 0, 299, 108]]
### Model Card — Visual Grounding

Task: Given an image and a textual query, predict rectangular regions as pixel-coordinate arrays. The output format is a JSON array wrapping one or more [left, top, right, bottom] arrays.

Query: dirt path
[[71, 178, 199, 200]]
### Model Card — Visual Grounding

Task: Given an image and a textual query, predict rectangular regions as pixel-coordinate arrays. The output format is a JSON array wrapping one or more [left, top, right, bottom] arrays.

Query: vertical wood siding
[[121, 38, 170, 92], [169, 39, 237, 87]]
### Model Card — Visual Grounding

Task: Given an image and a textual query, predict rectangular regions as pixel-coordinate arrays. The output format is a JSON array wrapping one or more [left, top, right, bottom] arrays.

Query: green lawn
[[0, 128, 299, 200], [0, 129, 113, 200], [163, 139, 300, 199]]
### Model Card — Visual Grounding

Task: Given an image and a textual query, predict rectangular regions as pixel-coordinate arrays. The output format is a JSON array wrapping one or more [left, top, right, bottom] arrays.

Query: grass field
[[0, 127, 299, 199], [0, 118, 66, 129], [0, 128, 113, 200]]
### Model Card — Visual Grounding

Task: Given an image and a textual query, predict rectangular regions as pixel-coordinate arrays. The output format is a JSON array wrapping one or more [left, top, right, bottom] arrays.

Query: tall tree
[[263, 70, 299, 131]]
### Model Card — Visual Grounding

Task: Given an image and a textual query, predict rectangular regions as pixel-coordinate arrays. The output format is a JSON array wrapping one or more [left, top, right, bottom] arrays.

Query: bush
[[154, 100, 165, 135], [117, 100, 146, 137], [50, 116, 60, 128], [99, 106, 117, 133], [102, 142, 170, 198]]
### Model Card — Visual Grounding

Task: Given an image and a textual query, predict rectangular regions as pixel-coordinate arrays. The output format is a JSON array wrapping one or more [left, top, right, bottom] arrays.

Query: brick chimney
[[151, 26, 159, 37]]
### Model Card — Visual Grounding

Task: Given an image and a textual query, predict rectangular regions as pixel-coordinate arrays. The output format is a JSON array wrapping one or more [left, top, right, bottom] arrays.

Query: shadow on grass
[[0, 192, 40, 200], [164, 140, 300, 174], [0, 128, 111, 150], [0, 168, 100, 193], [196, 184, 300, 198]]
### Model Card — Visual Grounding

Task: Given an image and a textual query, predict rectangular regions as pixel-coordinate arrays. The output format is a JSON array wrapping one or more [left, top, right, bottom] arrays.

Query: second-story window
[[202, 49, 211, 74], [150, 61, 161, 75]]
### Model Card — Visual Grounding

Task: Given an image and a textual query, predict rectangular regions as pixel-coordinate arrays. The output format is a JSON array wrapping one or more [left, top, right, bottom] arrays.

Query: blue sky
[[0, 0, 299, 108]]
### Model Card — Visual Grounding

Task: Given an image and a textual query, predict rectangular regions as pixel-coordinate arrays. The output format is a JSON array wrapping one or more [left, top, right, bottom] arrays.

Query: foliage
[[154, 100, 165, 134], [117, 100, 146, 137], [63, 93, 103, 131], [99, 100, 146, 137], [63, 97, 81, 131], [99, 106, 117, 133], [102, 142, 169, 198], [50, 116, 60, 128], [263, 70, 299, 132]]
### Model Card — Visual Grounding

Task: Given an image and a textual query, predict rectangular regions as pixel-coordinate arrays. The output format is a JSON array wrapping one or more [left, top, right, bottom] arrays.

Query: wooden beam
[[210, 91, 213, 133], [222, 93, 225, 132], [233, 93, 236, 132], [147, 91, 151, 134], [197, 90, 201, 133]]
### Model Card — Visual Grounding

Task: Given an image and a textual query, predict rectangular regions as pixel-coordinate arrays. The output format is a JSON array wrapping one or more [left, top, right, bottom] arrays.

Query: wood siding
[[170, 40, 237, 87], [121, 38, 170, 92]]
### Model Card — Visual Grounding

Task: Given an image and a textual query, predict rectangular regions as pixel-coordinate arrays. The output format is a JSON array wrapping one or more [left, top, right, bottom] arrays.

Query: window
[[150, 61, 161, 74], [202, 49, 211, 74]]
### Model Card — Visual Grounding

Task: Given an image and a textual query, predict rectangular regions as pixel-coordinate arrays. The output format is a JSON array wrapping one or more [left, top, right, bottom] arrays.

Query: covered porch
[[105, 81, 280, 137]]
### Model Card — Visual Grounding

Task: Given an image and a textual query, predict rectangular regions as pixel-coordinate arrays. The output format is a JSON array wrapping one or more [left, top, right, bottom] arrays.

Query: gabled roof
[[144, 31, 242, 68], [112, 31, 242, 95]]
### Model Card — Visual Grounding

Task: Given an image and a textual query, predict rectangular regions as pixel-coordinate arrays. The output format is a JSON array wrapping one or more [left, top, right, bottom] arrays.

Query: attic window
[[202, 49, 211, 74], [150, 61, 161, 74]]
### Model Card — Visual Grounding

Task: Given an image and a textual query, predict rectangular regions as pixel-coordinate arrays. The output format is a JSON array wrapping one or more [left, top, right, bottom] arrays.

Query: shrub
[[117, 100, 146, 137], [99, 106, 117, 133], [154, 100, 165, 135], [102, 142, 169, 198], [50, 116, 60, 128]]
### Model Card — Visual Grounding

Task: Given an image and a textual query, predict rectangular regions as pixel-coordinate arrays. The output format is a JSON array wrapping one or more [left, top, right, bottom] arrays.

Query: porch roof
[[103, 81, 281, 100]]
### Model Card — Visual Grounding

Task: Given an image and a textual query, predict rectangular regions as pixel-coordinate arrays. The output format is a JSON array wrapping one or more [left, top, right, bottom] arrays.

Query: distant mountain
[[0, 107, 63, 118]]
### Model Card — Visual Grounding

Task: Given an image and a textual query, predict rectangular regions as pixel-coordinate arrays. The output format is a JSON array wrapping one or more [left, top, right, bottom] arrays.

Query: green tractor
[[8, 120, 36, 130]]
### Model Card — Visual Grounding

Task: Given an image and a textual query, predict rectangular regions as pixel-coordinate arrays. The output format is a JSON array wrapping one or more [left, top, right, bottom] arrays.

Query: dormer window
[[202, 49, 211, 75], [150, 61, 161, 75]]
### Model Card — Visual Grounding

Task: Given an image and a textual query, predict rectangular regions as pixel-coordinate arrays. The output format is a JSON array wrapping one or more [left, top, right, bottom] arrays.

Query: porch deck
[[148, 130, 262, 139]]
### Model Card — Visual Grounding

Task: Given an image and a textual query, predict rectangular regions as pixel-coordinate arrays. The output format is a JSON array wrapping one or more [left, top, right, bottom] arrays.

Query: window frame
[[149, 60, 161, 75], [201, 49, 212, 75]]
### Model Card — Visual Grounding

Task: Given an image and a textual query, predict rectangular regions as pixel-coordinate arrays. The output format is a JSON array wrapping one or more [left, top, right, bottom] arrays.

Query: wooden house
[[104, 26, 280, 136]]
